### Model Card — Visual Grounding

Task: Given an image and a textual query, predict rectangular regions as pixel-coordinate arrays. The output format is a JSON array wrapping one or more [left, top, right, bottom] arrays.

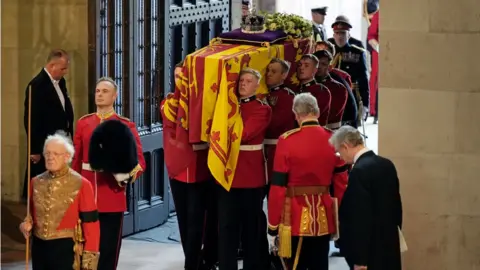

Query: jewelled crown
[[241, 6, 266, 34]]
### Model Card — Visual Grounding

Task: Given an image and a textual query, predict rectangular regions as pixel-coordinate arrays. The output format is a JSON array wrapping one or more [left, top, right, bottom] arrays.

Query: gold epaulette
[[351, 44, 366, 52], [78, 113, 95, 121], [323, 126, 333, 133], [281, 128, 300, 139]]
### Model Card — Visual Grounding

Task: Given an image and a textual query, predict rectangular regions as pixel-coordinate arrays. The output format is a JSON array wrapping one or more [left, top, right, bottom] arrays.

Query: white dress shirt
[[44, 68, 65, 110], [353, 147, 371, 164]]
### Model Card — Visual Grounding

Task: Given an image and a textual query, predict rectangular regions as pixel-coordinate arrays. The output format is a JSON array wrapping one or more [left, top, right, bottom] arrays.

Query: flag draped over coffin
[[164, 39, 313, 191]]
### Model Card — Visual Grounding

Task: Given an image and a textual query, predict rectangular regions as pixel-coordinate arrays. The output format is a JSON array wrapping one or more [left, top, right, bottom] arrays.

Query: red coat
[[160, 97, 211, 183], [330, 68, 352, 88], [29, 168, 100, 267], [297, 80, 331, 126], [265, 85, 296, 182], [267, 120, 348, 239], [72, 112, 146, 212], [231, 96, 272, 188], [318, 75, 348, 129], [368, 11, 379, 116]]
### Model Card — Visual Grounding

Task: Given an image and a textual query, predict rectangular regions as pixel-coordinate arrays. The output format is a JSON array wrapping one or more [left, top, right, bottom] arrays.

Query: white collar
[[354, 148, 371, 163], [44, 68, 58, 84]]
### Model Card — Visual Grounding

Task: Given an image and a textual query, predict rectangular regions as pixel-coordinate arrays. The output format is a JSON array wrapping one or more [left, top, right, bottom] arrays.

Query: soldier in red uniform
[[217, 68, 271, 270], [160, 62, 217, 270], [20, 132, 100, 270], [71, 77, 146, 270], [315, 41, 358, 128], [264, 58, 296, 185], [296, 54, 331, 126], [267, 93, 348, 269], [314, 50, 348, 130]]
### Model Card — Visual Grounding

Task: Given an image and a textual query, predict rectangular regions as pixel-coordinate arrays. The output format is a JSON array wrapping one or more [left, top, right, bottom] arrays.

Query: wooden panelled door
[[88, 0, 231, 236]]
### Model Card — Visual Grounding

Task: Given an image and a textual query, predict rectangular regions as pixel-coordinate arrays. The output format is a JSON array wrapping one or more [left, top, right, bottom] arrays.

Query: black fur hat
[[89, 119, 138, 174]]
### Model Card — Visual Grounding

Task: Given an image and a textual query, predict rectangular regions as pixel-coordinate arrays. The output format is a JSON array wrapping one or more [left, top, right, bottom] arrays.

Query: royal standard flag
[[179, 39, 312, 191]]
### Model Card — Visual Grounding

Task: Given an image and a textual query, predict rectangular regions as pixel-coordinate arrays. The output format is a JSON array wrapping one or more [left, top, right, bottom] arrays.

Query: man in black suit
[[329, 126, 403, 270], [23, 49, 74, 200]]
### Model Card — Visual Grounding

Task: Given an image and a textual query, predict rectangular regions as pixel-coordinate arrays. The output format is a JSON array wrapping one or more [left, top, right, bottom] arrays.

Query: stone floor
[[1, 118, 378, 270]]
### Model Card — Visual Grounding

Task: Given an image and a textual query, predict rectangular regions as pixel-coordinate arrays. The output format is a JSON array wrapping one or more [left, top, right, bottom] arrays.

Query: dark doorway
[[88, 0, 231, 236]]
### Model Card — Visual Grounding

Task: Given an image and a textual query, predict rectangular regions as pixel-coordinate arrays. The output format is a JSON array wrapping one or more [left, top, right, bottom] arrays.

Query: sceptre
[[25, 84, 32, 270]]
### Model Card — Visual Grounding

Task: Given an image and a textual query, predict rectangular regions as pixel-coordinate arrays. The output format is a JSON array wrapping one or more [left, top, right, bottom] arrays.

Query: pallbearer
[[314, 50, 348, 130], [267, 93, 348, 269], [217, 68, 271, 270], [71, 77, 146, 270], [161, 62, 217, 270], [19, 132, 100, 270], [295, 54, 331, 126], [315, 40, 358, 128], [264, 58, 296, 188]]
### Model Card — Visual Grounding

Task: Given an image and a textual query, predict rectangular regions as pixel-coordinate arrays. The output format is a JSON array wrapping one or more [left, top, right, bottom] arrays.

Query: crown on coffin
[[241, 6, 266, 34]]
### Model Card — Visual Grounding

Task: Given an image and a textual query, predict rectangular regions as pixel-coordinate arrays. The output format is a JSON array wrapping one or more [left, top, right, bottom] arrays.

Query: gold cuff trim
[[268, 223, 279, 230], [82, 251, 100, 270], [129, 164, 143, 183]]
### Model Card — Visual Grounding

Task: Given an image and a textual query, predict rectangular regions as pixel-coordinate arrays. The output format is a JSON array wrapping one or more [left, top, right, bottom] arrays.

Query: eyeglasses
[[43, 152, 66, 158]]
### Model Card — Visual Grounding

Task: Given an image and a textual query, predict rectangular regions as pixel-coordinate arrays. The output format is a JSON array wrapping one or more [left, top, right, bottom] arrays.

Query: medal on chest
[[341, 52, 360, 63]]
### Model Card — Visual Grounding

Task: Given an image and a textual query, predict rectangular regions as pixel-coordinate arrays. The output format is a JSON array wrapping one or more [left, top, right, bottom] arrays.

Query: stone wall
[[380, 0, 480, 268], [1, 0, 89, 201]]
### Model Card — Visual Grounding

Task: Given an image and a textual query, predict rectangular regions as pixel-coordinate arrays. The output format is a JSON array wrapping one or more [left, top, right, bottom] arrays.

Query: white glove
[[113, 173, 130, 182], [267, 235, 278, 253]]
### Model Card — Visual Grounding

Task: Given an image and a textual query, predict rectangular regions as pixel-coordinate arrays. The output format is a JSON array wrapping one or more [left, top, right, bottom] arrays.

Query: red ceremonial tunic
[[160, 97, 211, 183], [264, 85, 296, 183], [318, 75, 348, 129], [297, 80, 331, 126], [71, 112, 146, 213], [231, 96, 272, 189], [267, 120, 348, 239], [330, 68, 352, 88], [29, 168, 100, 269]]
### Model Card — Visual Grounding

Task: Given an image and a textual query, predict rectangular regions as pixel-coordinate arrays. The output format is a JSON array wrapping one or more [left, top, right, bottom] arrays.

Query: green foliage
[[261, 12, 313, 38]]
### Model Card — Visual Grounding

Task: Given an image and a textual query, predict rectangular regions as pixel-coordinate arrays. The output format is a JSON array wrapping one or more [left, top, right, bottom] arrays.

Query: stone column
[[1, 0, 89, 201], [380, 0, 480, 269]]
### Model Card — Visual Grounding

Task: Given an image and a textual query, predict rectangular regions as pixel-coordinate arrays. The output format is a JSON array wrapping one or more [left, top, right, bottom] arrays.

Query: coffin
[[166, 38, 313, 190]]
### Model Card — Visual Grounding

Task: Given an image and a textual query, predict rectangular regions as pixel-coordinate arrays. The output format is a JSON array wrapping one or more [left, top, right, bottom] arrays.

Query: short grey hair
[[329, 125, 364, 150], [239, 67, 262, 82], [292, 93, 320, 116], [96, 76, 118, 91], [43, 131, 75, 163]]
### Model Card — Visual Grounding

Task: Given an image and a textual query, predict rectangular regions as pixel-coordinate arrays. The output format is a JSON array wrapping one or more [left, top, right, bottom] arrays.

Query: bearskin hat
[[89, 119, 138, 174]]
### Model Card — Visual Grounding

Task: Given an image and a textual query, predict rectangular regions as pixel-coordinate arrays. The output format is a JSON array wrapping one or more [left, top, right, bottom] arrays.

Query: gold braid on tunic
[[32, 167, 98, 270]]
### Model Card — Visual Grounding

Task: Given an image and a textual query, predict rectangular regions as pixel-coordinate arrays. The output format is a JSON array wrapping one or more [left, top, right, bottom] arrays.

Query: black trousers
[[217, 185, 267, 270], [32, 236, 74, 270], [286, 235, 331, 270], [23, 157, 46, 200], [170, 179, 218, 269], [98, 212, 124, 270]]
